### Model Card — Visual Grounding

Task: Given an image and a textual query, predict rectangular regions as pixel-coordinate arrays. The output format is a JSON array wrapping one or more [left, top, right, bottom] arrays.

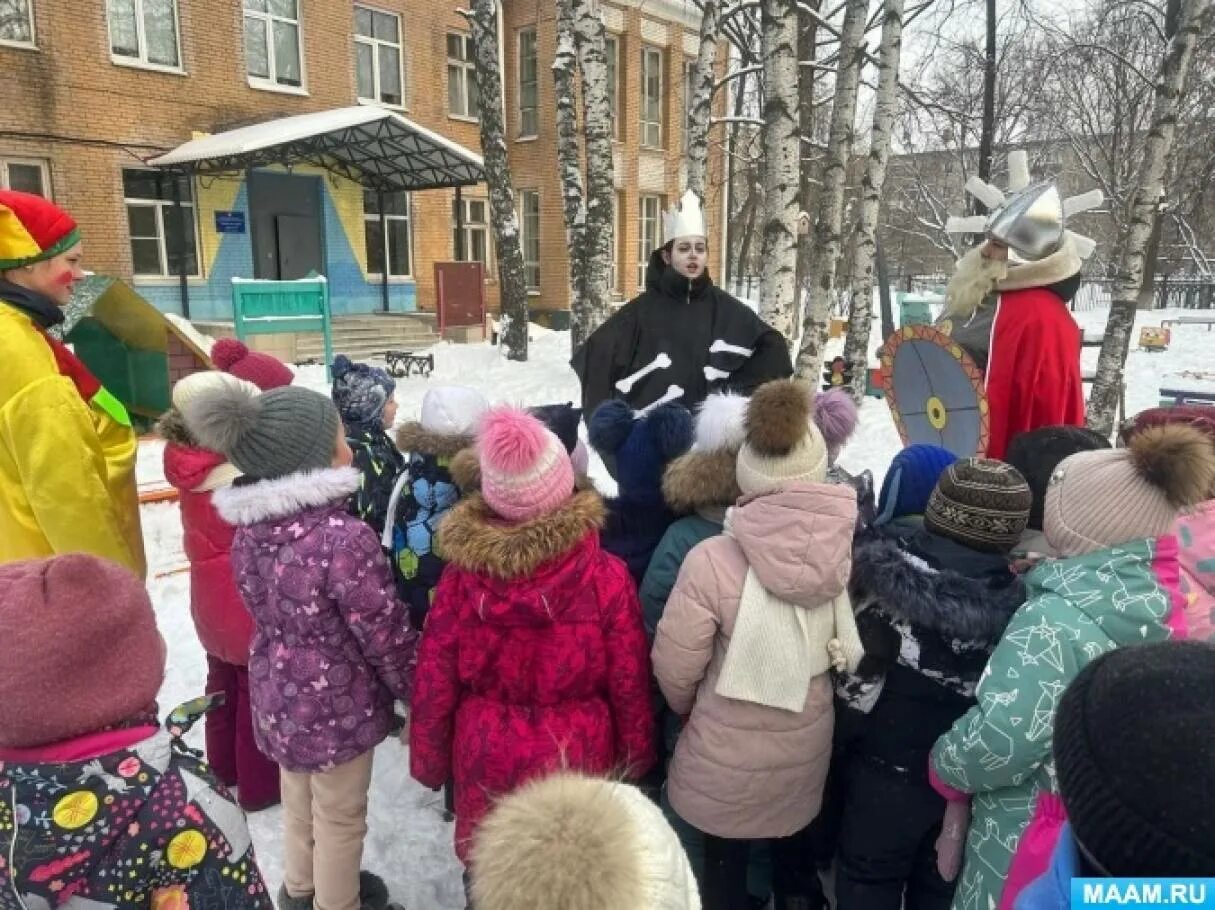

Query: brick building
[[0, 0, 725, 328]]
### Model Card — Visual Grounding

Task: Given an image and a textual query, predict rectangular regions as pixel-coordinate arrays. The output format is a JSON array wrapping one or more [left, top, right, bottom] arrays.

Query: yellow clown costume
[[0, 190, 145, 576]]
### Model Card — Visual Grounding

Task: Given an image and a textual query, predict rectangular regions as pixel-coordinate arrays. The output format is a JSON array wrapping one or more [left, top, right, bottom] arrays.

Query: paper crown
[[662, 190, 707, 242], [945, 151, 1104, 261]]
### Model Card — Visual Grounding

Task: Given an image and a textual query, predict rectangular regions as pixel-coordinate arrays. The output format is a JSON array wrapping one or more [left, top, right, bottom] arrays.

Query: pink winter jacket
[[1176, 500, 1215, 642], [652, 483, 856, 839]]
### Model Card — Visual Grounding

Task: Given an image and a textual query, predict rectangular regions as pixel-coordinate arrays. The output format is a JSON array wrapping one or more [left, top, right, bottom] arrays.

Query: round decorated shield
[[880, 325, 990, 457]]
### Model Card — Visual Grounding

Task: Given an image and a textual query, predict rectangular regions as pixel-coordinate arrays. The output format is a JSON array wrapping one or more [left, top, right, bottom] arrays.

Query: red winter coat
[[983, 287, 1086, 461], [410, 491, 655, 863], [161, 412, 253, 666]]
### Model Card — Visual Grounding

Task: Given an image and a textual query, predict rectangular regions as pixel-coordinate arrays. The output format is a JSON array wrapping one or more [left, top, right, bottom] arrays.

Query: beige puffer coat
[[652, 483, 857, 839]]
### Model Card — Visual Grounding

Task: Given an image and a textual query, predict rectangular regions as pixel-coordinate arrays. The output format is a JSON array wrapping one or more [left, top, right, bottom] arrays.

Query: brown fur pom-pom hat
[[736, 380, 828, 497], [1045, 423, 1215, 557]]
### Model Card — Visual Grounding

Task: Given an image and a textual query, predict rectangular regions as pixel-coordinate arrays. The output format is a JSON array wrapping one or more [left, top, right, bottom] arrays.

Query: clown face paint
[[23, 243, 86, 306], [663, 237, 708, 280]]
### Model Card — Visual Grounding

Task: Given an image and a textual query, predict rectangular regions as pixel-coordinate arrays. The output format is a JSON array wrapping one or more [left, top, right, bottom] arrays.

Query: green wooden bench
[[232, 275, 333, 375]]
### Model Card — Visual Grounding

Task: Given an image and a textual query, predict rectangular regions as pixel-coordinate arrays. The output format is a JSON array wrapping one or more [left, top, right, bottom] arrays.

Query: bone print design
[[616, 353, 672, 395]]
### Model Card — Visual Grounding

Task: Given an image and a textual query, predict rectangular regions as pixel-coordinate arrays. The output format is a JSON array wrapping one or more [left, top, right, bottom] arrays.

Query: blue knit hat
[[331, 354, 396, 430], [876, 444, 957, 524], [589, 400, 693, 503]]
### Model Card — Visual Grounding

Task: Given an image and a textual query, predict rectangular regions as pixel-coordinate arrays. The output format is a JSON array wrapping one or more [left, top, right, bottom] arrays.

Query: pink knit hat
[[479, 406, 575, 522], [211, 337, 294, 390], [0, 555, 166, 749]]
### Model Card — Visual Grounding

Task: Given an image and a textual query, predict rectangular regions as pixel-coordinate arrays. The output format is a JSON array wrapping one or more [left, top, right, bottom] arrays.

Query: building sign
[[214, 211, 246, 234]]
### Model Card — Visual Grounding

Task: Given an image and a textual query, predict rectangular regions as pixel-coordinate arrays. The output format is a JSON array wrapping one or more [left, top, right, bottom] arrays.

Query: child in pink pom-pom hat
[[409, 405, 656, 865]]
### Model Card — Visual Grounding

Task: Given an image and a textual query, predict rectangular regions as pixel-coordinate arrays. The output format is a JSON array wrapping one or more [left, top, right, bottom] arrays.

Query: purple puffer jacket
[[215, 466, 418, 772]]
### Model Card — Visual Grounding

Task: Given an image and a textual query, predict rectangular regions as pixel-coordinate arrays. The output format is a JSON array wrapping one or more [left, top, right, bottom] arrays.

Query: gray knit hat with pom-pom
[[182, 381, 340, 480]]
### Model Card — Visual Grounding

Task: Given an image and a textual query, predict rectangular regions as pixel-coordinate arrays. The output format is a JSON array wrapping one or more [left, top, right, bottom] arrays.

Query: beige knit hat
[[1044, 424, 1215, 557], [736, 380, 828, 496], [171, 370, 259, 411]]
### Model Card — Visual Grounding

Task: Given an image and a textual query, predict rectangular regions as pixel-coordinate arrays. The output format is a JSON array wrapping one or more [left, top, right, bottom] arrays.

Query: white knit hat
[[471, 772, 701, 910], [421, 385, 491, 436], [171, 370, 258, 411], [736, 380, 828, 496]]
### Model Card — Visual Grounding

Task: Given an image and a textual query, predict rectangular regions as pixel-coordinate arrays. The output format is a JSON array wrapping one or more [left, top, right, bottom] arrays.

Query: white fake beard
[[945, 245, 1009, 319]]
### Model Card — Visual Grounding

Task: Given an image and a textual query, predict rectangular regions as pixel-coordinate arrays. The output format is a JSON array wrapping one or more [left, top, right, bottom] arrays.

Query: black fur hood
[[851, 534, 1025, 644]]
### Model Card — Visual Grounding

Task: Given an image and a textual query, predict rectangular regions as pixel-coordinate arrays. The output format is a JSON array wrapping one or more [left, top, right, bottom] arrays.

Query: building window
[[108, 0, 181, 69], [244, 0, 303, 90], [638, 194, 664, 289], [0, 159, 49, 196], [683, 59, 696, 152], [453, 196, 489, 269], [122, 169, 200, 278], [447, 33, 479, 119], [0, 0, 34, 46], [604, 34, 620, 140], [519, 190, 540, 290], [517, 28, 538, 138], [609, 191, 623, 293], [640, 46, 664, 148], [364, 190, 412, 278], [354, 6, 403, 107]]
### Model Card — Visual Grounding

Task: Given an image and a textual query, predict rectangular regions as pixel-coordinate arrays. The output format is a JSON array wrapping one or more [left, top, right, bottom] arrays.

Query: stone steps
[[295, 315, 443, 362]]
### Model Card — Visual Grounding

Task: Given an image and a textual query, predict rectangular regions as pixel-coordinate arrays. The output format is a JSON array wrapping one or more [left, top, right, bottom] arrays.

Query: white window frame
[[243, 0, 307, 95], [518, 189, 540, 292], [638, 194, 664, 290], [453, 196, 492, 274], [640, 45, 664, 149], [364, 191, 413, 280], [447, 32, 478, 121], [0, 158, 50, 196], [354, 5, 404, 110], [604, 33, 620, 141], [122, 169, 202, 280], [516, 27, 538, 139], [609, 191, 623, 294], [106, 0, 184, 74], [0, 0, 35, 49]]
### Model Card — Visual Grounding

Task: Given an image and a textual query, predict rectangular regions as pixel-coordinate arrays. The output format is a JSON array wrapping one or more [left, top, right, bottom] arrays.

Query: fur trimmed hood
[[663, 448, 741, 513], [396, 422, 476, 459], [155, 408, 196, 448], [851, 534, 1025, 643], [439, 490, 605, 581], [470, 772, 700, 910], [213, 466, 360, 526]]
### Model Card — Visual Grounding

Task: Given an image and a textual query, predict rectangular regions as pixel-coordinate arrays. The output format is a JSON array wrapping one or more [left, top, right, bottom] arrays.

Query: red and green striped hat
[[0, 190, 80, 270]]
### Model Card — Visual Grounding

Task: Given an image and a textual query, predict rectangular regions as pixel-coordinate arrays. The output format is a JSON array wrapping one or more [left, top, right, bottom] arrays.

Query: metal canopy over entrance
[[148, 105, 485, 192], [147, 106, 486, 318]]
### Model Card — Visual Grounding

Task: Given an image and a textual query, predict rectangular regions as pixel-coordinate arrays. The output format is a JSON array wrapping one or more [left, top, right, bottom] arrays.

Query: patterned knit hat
[[1045, 424, 1215, 557], [0, 555, 166, 748], [0, 190, 80, 269], [1005, 425, 1111, 530], [479, 406, 575, 522], [331, 353, 396, 429], [183, 381, 341, 480], [472, 772, 701, 910], [876, 445, 958, 524], [1054, 640, 1215, 876], [210, 337, 294, 390], [736, 380, 828, 496], [924, 458, 1032, 553]]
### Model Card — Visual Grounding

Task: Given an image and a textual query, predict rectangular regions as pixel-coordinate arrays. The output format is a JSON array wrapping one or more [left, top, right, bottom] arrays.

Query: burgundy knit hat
[[0, 555, 166, 749], [211, 338, 294, 391]]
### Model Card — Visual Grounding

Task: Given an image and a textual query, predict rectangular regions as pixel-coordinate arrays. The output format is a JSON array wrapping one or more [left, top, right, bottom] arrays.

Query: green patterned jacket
[[930, 538, 1183, 910]]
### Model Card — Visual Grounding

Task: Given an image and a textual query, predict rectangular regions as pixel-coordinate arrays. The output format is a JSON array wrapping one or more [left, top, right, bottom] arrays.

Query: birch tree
[[795, 0, 869, 379], [685, 0, 721, 200], [553, 0, 589, 346], [1087, 0, 1211, 434], [570, 0, 615, 342], [464, 0, 529, 361], [844, 0, 905, 402], [758, 0, 801, 340]]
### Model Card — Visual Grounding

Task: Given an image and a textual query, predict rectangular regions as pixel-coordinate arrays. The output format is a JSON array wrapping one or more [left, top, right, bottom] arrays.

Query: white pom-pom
[[695, 393, 749, 453]]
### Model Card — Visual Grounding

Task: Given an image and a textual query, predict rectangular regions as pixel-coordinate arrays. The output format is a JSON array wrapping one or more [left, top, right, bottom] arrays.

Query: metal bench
[[1161, 315, 1215, 331], [1159, 387, 1215, 406], [385, 351, 435, 378]]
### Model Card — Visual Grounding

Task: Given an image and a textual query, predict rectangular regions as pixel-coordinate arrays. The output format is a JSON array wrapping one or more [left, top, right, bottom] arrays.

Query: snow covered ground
[[142, 309, 1215, 907]]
